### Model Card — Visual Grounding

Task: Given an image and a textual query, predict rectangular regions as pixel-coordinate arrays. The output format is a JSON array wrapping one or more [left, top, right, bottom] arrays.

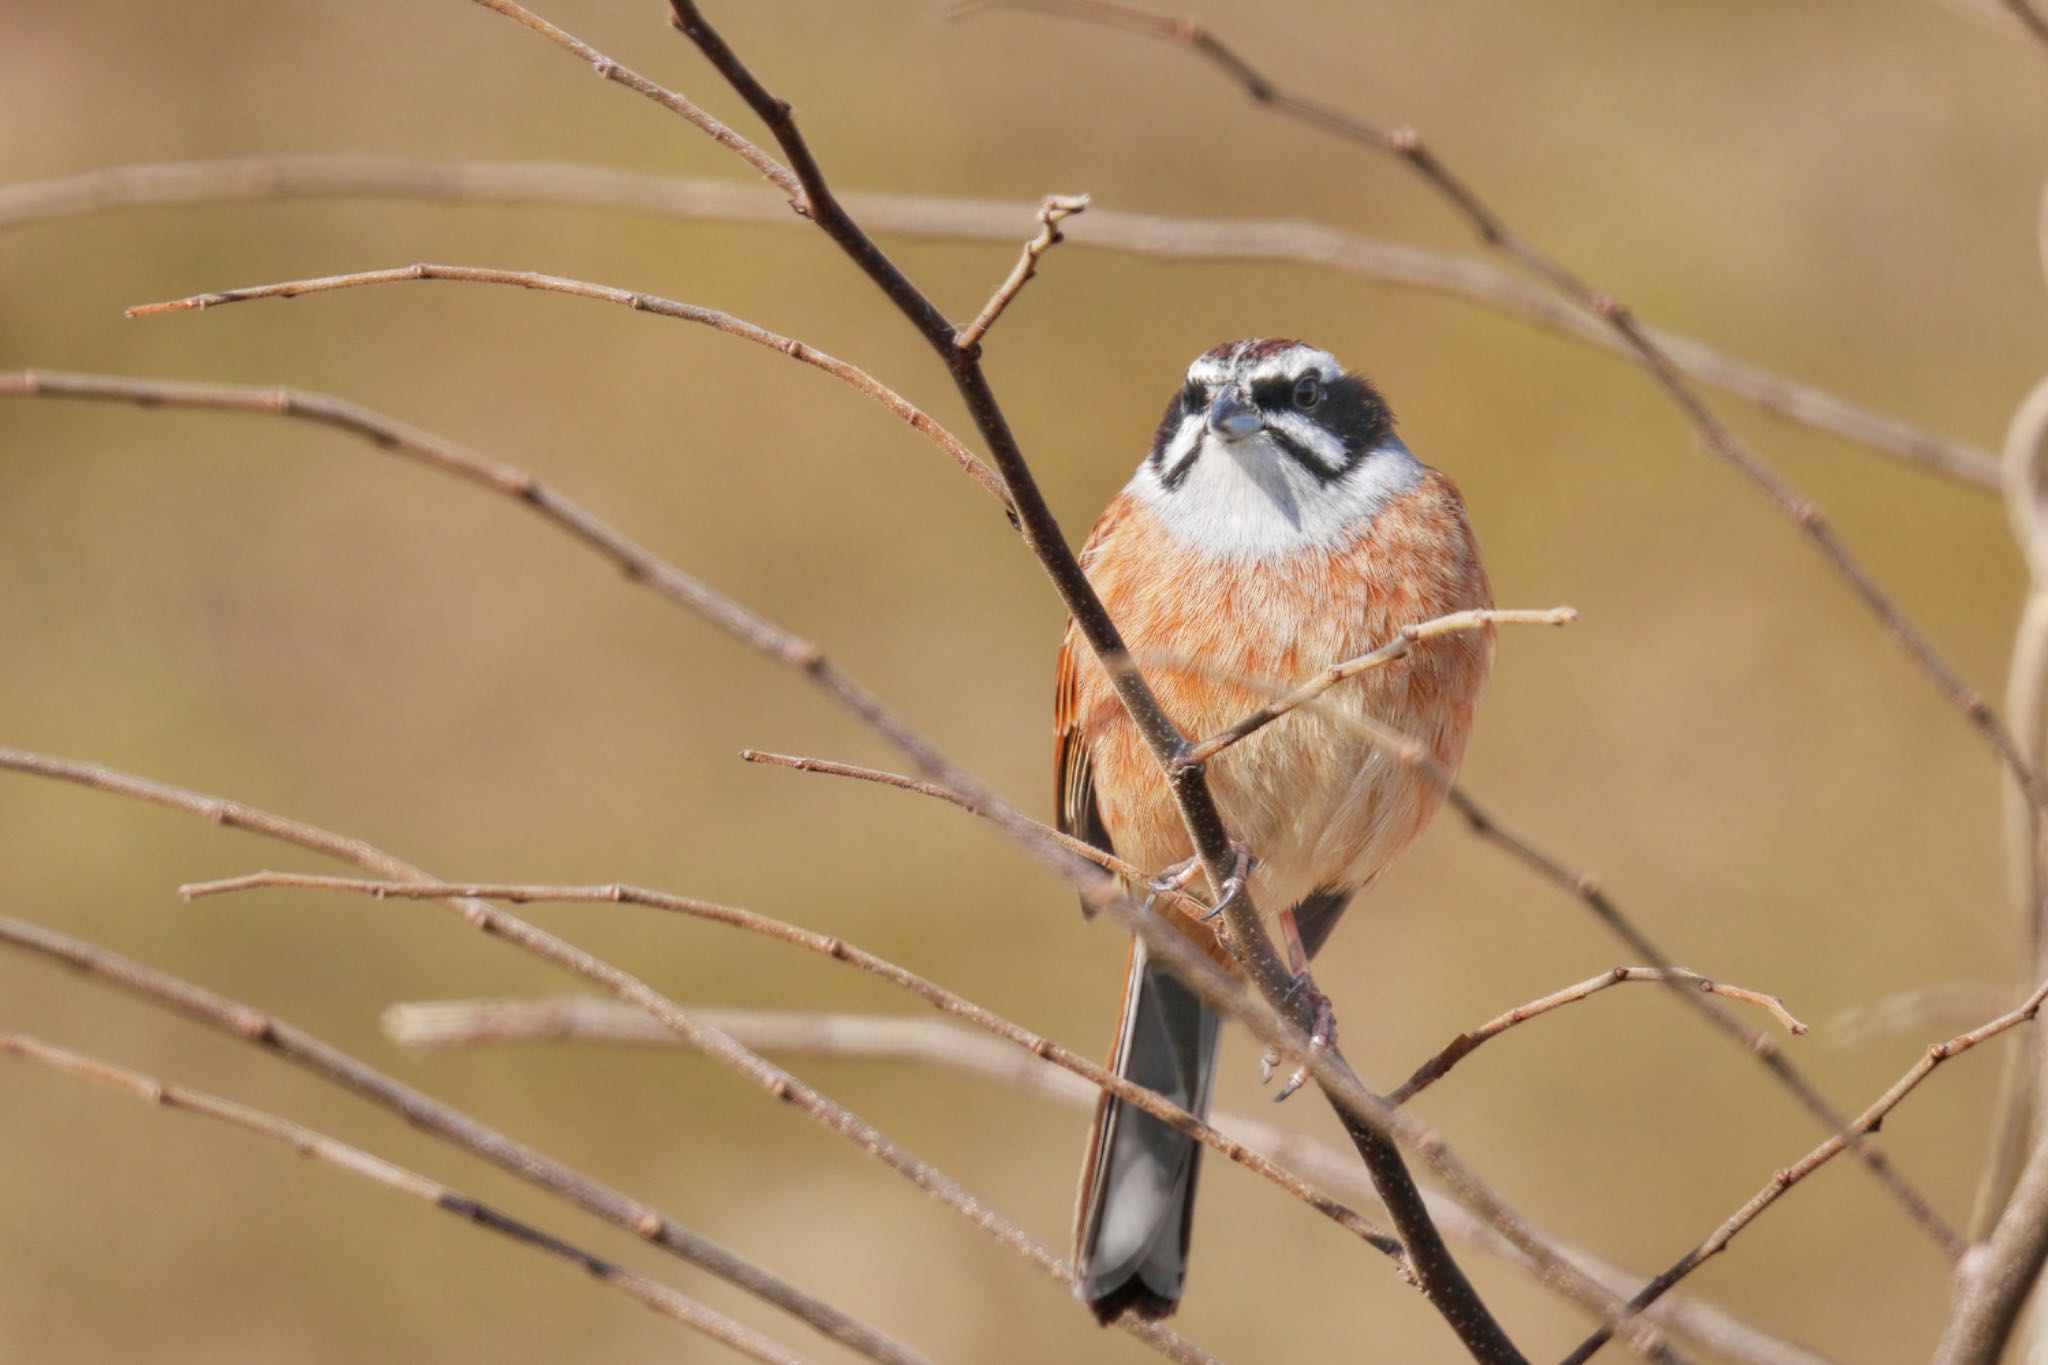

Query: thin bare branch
[[179, 868, 1403, 1261], [956, 193, 1088, 350], [1389, 968, 1806, 1108], [0, 911, 920, 1365], [388, 999, 1836, 1365], [109, 277, 1012, 512], [0, 1034, 807, 1365], [736, 749, 1213, 919], [960, 0, 2048, 820], [1179, 607, 1574, 767], [0, 155, 1995, 489], [0, 752, 1212, 1363], [1562, 975, 2048, 1365], [462, 0, 797, 197]]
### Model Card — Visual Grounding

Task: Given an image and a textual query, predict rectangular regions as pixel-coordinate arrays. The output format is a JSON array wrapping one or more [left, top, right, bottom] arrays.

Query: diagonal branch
[[0, 1034, 809, 1365], [0, 912, 921, 1365], [0, 155, 1997, 490]]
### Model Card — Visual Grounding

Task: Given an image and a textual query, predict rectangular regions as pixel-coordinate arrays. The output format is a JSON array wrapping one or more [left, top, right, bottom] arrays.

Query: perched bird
[[1059, 338, 1494, 1322]]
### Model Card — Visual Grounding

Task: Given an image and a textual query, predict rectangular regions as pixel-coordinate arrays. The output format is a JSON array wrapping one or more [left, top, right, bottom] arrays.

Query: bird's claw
[[1193, 841, 1255, 922], [1264, 971, 1336, 1102]]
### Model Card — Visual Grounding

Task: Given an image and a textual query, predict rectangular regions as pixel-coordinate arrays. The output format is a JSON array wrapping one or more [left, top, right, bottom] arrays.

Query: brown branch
[[0, 156, 1996, 490], [645, 5, 1535, 1356], [960, 0, 2048, 820], [956, 192, 1088, 349], [388, 998, 1838, 1365], [1180, 607, 1574, 767], [0, 912, 920, 1365], [179, 868, 1404, 1263], [1561, 974, 2048, 1365], [0, 753, 1213, 1364], [0, 1034, 807, 1365], [1390, 968, 1807, 1108]]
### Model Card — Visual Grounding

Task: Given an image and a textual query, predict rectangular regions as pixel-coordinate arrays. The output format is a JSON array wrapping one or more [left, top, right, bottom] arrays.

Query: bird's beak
[[1207, 388, 1263, 441]]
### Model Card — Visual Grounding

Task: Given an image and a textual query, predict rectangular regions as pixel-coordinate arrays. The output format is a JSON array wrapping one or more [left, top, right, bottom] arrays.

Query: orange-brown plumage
[[1063, 339, 1493, 1323]]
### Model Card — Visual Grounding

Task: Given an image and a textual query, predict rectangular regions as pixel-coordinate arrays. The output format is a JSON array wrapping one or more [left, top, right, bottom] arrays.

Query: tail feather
[[1074, 937, 1221, 1322]]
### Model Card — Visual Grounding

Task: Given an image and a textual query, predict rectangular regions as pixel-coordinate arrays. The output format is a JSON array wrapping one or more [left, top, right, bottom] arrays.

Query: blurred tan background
[[3, 1, 2047, 1361]]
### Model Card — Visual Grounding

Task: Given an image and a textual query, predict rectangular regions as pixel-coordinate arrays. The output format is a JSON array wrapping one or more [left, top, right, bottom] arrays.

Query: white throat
[[1130, 426, 1423, 561]]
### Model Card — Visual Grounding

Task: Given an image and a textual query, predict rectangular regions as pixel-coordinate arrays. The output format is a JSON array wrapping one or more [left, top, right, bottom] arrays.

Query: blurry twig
[[957, 193, 1088, 350], [1826, 983, 2019, 1050], [1969, 383, 2048, 1238], [180, 868, 1403, 1261], [0, 751, 1213, 1365], [0, 912, 921, 1365], [0, 1034, 808, 1365], [958, 0, 2048, 822], [390, 998, 1836, 1365], [1390, 968, 1806, 1108], [0, 155, 1995, 489], [1562, 974, 2048, 1365], [2004, 0, 2048, 50]]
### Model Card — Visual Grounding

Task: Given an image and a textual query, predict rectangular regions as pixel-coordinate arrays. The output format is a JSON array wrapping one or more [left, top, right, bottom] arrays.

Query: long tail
[[1073, 936, 1221, 1323]]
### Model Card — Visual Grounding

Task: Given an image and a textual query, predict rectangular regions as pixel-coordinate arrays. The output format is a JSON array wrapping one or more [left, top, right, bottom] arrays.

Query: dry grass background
[[2, 1, 2047, 1361]]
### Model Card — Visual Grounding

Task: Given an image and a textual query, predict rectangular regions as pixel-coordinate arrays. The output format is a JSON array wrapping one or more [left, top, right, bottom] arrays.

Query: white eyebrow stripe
[[1243, 348, 1342, 385]]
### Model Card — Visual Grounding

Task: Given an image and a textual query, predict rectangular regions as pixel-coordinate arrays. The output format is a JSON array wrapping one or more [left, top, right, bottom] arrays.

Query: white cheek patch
[[1265, 409, 1351, 476], [1133, 434, 1424, 561]]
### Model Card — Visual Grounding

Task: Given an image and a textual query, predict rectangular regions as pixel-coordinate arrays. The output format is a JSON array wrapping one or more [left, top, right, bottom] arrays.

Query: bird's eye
[[1292, 375, 1323, 410], [1183, 383, 1207, 413]]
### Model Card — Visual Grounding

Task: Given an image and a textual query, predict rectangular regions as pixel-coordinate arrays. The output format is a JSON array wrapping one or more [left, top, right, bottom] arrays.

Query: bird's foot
[[1262, 972, 1337, 1102]]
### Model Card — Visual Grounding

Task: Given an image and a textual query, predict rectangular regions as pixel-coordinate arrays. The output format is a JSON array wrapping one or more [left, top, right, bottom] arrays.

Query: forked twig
[[1390, 968, 1806, 1108], [1561, 974, 2048, 1364], [0, 1034, 808, 1365], [957, 192, 1088, 349]]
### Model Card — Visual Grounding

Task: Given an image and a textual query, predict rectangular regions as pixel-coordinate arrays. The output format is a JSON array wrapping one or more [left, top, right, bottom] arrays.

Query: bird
[[1058, 338, 1494, 1323]]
